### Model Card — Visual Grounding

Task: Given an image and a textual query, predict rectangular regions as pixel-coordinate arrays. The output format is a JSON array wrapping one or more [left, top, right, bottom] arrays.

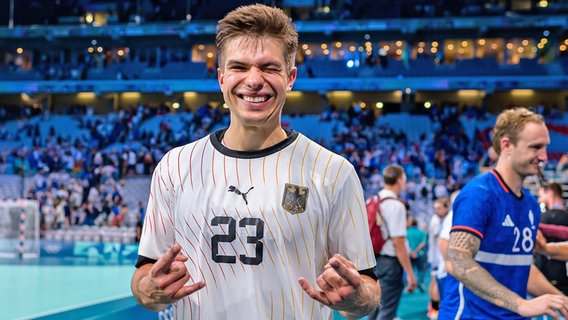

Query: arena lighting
[[85, 13, 94, 24], [77, 92, 95, 99], [346, 60, 355, 68], [457, 90, 481, 97], [172, 102, 180, 109], [122, 92, 141, 99], [375, 102, 384, 109], [424, 102, 432, 109], [328, 91, 353, 98], [511, 89, 535, 96]]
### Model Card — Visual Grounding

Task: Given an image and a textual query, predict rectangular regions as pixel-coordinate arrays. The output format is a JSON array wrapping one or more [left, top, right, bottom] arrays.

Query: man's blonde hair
[[216, 4, 298, 72], [492, 107, 544, 155]]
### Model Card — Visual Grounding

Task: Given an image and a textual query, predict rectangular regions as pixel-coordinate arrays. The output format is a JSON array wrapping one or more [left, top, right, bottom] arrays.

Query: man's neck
[[550, 201, 565, 210], [383, 185, 399, 196], [223, 126, 287, 151], [494, 162, 523, 196]]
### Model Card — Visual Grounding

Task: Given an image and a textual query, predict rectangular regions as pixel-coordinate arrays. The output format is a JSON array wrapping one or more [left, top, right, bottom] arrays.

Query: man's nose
[[245, 68, 264, 89]]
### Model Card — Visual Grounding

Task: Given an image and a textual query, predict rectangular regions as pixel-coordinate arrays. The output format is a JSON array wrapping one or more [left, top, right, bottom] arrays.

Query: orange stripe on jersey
[[189, 140, 199, 191], [290, 287, 297, 319], [310, 298, 316, 319], [201, 209, 237, 278], [347, 202, 356, 230], [156, 182, 169, 235], [280, 291, 285, 320], [259, 207, 286, 265], [300, 140, 312, 185], [222, 208, 245, 272], [452, 225, 484, 239], [322, 153, 333, 189], [166, 152, 174, 189], [275, 150, 282, 185], [177, 145, 186, 192], [288, 137, 301, 182], [190, 213, 223, 286], [332, 159, 346, 197], [295, 214, 313, 269], [234, 207, 263, 269], [176, 227, 210, 295], [490, 169, 508, 193], [270, 207, 292, 265], [200, 140, 207, 189], [247, 206, 275, 266], [311, 146, 323, 183], [282, 207, 302, 267]]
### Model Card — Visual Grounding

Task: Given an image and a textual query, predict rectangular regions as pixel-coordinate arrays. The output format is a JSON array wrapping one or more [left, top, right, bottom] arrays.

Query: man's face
[[218, 35, 297, 130], [434, 202, 448, 218], [503, 122, 550, 178]]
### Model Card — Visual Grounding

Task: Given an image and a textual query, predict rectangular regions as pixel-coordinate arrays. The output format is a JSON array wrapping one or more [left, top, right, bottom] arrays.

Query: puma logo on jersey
[[502, 214, 515, 227], [228, 186, 254, 205]]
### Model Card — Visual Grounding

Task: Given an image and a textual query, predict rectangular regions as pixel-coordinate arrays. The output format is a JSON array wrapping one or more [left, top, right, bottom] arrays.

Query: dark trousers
[[369, 255, 404, 320]]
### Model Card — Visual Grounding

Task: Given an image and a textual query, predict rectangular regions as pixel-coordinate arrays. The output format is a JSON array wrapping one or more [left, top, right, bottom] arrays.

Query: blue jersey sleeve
[[451, 182, 493, 239]]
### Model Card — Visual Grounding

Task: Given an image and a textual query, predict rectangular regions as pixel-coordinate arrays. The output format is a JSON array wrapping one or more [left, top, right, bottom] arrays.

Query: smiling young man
[[131, 4, 380, 319], [439, 108, 568, 320]]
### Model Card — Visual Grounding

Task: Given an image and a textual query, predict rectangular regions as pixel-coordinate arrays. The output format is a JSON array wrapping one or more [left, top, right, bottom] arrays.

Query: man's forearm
[[392, 237, 414, 276], [339, 275, 381, 319], [446, 246, 522, 313], [527, 264, 564, 296]]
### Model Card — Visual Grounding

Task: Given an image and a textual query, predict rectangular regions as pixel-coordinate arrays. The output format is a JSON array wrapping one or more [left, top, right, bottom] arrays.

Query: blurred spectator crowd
[[0, 100, 567, 238]]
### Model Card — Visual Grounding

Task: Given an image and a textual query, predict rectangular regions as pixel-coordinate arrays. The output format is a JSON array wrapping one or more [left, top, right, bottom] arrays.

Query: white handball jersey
[[137, 129, 376, 320]]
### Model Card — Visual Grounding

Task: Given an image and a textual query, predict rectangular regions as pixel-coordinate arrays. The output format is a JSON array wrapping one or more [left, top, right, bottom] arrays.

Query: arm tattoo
[[447, 231, 521, 313]]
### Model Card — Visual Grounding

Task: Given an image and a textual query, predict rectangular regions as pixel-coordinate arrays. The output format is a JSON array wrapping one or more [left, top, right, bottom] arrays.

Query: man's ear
[[500, 137, 512, 155], [217, 67, 223, 85], [287, 67, 297, 92]]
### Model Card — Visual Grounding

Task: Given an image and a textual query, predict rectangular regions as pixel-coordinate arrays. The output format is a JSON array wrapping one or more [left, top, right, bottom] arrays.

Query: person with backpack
[[368, 164, 417, 320]]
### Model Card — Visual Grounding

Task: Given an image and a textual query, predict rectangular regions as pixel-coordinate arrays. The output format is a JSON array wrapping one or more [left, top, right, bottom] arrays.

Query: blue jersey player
[[439, 108, 568, 320]]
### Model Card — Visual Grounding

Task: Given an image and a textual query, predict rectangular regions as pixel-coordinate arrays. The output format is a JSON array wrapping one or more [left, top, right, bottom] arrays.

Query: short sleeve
[[450, 186, 492, 239]]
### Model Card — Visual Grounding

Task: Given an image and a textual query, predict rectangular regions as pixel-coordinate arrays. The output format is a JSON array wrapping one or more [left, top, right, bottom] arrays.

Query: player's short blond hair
[[492, 107, 544, 155]]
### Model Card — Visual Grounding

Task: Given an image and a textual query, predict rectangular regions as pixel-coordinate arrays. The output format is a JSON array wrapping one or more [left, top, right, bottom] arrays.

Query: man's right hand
[[132, 243, 206, 311], [517, 295, 568, 320]]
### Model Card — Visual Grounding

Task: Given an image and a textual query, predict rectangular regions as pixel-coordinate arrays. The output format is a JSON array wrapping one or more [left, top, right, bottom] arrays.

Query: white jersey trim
[[475, 251, 533, 266], [455, 282, 464, 320]]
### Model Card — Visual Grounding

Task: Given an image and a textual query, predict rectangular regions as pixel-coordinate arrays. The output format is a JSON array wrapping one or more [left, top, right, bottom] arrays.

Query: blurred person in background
[[439, 108, 568, 319], [535, 181, 568, 295]]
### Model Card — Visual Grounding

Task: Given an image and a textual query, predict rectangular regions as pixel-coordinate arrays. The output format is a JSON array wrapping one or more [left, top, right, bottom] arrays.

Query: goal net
[[0, 199, 40, 259]]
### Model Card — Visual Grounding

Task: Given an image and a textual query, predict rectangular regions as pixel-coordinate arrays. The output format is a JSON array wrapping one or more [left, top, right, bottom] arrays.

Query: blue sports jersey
[[439, 170, 540, 320]]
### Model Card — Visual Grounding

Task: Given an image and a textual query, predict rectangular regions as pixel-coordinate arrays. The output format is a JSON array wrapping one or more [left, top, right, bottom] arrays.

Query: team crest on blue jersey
[[282, 183, 309, 214]]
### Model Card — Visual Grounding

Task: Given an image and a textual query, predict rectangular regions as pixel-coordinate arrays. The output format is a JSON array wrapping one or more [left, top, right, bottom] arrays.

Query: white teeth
[[243, 96, 267, 103]]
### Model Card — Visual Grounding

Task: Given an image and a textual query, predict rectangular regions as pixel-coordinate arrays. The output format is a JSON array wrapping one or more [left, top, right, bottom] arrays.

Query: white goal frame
[[0, 199, 40, 259]]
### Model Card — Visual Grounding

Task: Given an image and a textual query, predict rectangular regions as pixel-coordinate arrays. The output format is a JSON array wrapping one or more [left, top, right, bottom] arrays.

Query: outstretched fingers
[[298, 277, 331, 305], [329, 254, 361, 289], [153, 243, 184, 275]]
